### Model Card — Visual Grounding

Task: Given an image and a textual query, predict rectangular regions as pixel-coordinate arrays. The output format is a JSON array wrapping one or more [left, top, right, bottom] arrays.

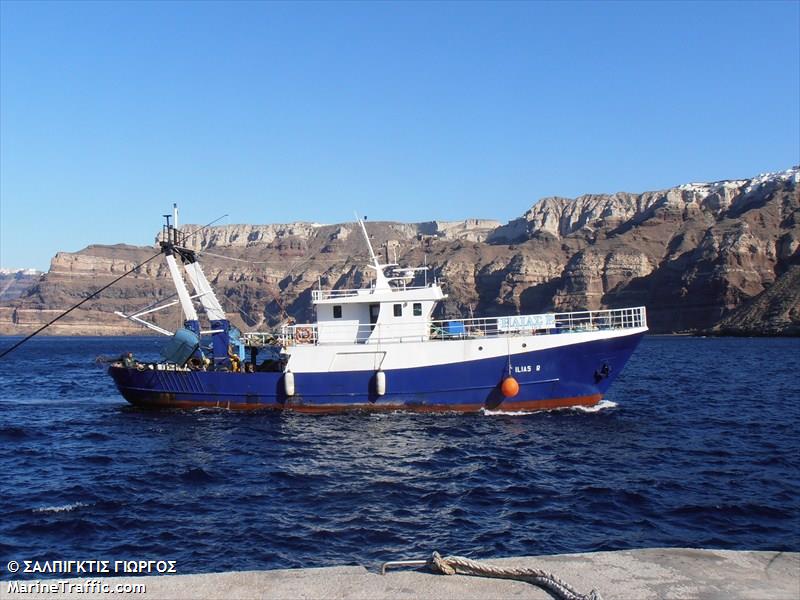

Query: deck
[[243, 307, 647, 348]]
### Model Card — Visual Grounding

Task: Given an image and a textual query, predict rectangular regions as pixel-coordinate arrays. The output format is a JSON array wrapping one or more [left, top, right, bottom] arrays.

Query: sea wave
[[33, 502, 90, 514], [573, 399, 618, 413], [480, 408, 535, 416], [480, 399, 618, 416]]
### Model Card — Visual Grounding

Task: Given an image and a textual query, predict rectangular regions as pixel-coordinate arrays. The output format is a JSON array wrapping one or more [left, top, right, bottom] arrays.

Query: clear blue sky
[[1, 1, 798, 271]]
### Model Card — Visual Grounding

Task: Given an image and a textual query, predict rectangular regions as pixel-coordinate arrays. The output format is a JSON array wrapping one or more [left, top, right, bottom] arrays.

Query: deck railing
[[262, 306, 647, 347], [311, 285, 431, 301]]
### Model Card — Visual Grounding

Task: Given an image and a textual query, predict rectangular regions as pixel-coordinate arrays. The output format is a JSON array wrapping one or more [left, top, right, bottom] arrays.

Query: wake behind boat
[[108, 208, 647, 412]]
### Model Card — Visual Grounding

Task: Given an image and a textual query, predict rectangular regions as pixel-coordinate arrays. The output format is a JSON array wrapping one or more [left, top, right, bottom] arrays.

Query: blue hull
[[109, 333, 644, 412]]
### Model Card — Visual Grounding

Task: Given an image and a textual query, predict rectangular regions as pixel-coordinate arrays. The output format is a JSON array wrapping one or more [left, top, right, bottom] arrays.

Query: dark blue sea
[[1, 335, 798, 579]]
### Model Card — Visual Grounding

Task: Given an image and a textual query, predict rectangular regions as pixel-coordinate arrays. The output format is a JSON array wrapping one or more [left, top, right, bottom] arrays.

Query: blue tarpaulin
[[445, 321, 465, 335]]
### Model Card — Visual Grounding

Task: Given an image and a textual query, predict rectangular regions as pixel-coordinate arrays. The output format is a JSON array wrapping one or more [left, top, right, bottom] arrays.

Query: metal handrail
[[311, 289, 368, 300], [312, 285, 432, 301], [271, 306, 647, 347]]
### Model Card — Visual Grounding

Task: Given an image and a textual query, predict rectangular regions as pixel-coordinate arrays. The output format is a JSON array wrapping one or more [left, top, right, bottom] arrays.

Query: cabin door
[[369, 304, 380, 331]]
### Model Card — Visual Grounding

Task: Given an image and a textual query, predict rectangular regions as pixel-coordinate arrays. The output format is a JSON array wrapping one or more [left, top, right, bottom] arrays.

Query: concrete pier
[[3, 548, 798, 599]]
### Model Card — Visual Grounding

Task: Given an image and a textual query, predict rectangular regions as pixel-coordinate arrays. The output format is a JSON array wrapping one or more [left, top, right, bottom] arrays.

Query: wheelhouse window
[[413, 303, 422, 316], [393, 304, 402, 317], [333, 305, 342, 319]]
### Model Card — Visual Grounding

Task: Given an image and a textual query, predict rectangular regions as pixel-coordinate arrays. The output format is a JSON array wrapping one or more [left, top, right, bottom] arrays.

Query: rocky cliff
[[486, 167, 799, 332], [1, 168, 797, 336], [0, 269, 43, 302], [706, 264, 800, 336]]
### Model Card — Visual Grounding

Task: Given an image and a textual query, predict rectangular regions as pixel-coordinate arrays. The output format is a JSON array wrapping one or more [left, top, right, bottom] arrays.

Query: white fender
[[375, 370, 386, 396], [284, 370, 295, 397]]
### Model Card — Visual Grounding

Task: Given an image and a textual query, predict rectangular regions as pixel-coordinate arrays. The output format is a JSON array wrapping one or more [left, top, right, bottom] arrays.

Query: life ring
[[295, 327, 313, 344]]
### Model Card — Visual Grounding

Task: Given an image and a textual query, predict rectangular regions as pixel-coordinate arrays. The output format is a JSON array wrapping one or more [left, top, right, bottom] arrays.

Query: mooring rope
[[381, 552, 602, 600], [429, 552, 603, 600]]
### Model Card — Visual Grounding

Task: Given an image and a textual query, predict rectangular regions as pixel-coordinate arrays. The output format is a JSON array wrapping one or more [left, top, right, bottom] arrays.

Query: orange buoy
[[501, 376, 520, 398]]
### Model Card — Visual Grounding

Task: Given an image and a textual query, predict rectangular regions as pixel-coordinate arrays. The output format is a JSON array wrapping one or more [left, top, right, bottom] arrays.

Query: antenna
[[354, 211, 380, 270]]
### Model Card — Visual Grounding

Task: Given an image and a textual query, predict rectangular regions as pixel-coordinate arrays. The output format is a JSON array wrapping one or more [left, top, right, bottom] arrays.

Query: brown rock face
[[708, 264, 800, 336], [485, 168, 799, 333], [1, 168, 797, 336], [0, 270, 43, 302]]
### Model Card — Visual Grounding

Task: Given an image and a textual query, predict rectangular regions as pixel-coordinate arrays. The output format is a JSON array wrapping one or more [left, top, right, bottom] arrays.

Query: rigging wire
[[198, 251, 268, 264], [0, 250, 163, 361], [195, 248, 369, 324], [197, 249, 369, 266], [178, 214, 229, 246], [0, 214, 239, 360], [194, 250, 289, 321]]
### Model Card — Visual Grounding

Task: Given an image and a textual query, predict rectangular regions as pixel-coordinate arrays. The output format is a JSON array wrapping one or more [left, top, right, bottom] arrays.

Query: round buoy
[[501, 376, 519, 398]]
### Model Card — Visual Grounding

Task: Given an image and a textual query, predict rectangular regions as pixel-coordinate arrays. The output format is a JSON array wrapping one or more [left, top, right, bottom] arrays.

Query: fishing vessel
[[108, 209, 647, 412]]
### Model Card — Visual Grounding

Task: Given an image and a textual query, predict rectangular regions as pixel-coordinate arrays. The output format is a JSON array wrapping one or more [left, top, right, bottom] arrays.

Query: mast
[[161, 211, 199, 334], [355, 214, 390, 291], [166, 206, 232, 367]]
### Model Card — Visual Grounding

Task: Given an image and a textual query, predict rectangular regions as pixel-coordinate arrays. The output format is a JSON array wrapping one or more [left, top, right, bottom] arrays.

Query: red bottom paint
[[123, 394, 603, 413]]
